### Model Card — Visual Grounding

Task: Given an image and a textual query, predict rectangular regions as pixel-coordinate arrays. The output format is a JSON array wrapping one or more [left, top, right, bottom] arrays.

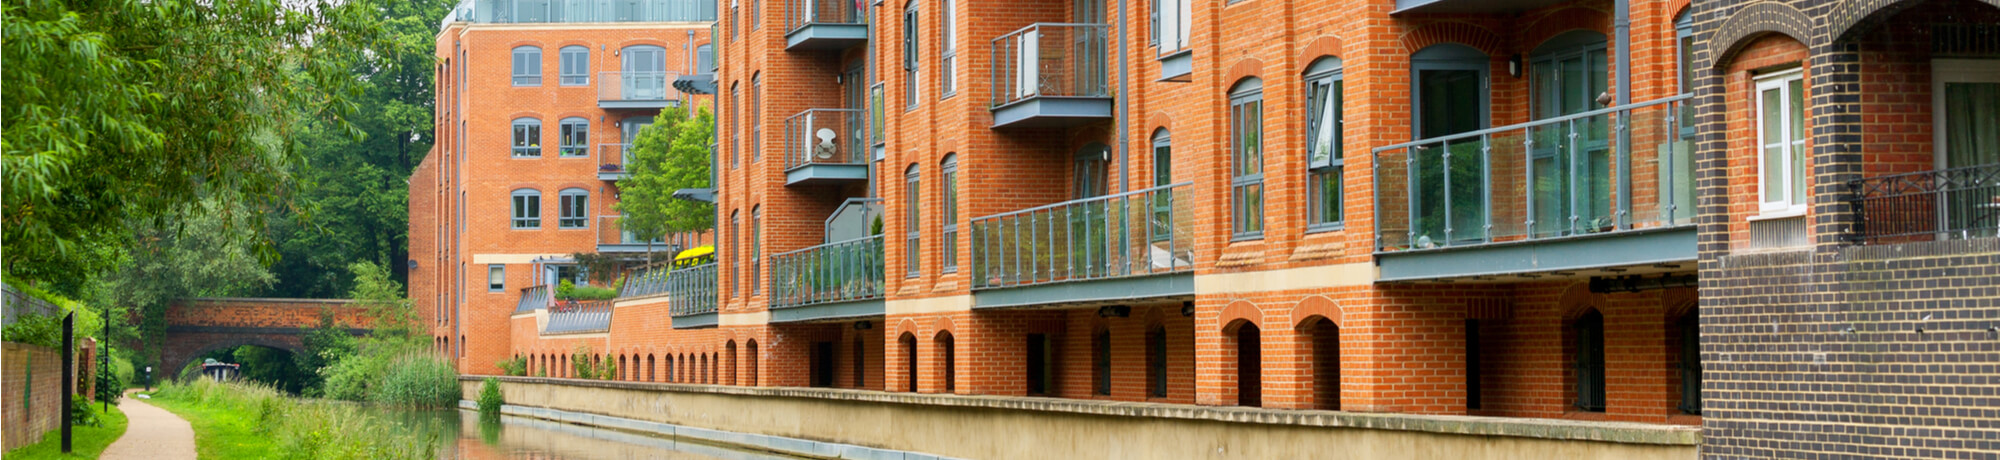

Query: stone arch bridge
[[158, 298, 371, 377]]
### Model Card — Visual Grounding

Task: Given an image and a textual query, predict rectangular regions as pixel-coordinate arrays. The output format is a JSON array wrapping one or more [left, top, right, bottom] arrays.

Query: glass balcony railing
[[770, 235, 884, 309], [620, 264, 674, 298], [598, 215, 669, 251], [970, 182, 1194, 290], [668, 263, 718, 317], [1849, 162, 2000, 245], [598, 71, 678, 103], [598, 143, 631, 174], [544, 299, 613, 334], [785, 108, 866, 171], [785, 0, 862, 32], [443, 0, 717, 26], [515, 285, 552, 314], [989, 23, 1110, 108], [1373, 95, 1695, 252]]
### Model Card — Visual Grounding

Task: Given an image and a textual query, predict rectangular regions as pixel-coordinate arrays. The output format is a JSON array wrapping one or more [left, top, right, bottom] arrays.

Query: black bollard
[[61, 312, 73, 453]]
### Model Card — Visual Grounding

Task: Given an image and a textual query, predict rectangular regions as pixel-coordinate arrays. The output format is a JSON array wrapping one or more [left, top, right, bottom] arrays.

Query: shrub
[[70, 394, 100, 427], [95, 357, 124, 405], [156, 380, 444, 460], [496, 356, 527, 376], [477, 378, 503, 415]]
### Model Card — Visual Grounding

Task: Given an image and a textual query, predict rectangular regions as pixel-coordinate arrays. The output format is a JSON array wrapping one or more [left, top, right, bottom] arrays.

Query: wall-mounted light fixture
[[1181, 301, 1195, 317], [1508, 54, 1523, 78], [854, 321, 873, 330], [1097, 305, 1131, 318]]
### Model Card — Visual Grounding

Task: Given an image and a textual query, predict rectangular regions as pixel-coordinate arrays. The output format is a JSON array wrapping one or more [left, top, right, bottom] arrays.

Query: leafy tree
[[85, 200, 277, 365], [2, 0, 390, 288], [616, 107, 716, 260]]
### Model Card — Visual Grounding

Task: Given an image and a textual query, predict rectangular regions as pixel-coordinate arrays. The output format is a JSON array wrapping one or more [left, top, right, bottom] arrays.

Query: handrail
[[1848, 162, 2000, 244], [770, 235, 885, 308], [784, 108, 867, 171], [989, 23, 1111, 108], [668, 262, 718, 317], [1372, 94, 1691, 154], [972, 182, 1192, 222]]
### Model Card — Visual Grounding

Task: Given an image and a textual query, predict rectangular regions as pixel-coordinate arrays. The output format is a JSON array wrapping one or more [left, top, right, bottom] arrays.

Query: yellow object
[[673, 245, 715, 268]]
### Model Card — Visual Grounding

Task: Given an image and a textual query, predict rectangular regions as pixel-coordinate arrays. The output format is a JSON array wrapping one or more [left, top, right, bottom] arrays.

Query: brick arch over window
[[1296, 36, 1344, 68], [1399, 22, 1505, 56], [1291, 296, 1345, 329], [1557, 282, 1608, 322], [931, 316, 957, 337], [1709, 2, 1814, 70], [1146, 112, 1174, 135], [1222, 58, 1265, 93], [894, 318, 922, 338], [1218, 300, 1263, 333], [1830, 0, 2000, 42], [1522, 6, 1613, 53]]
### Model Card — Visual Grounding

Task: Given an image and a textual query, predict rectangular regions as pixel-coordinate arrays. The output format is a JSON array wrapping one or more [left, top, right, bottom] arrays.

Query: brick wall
[[2, 342, 78, 450]]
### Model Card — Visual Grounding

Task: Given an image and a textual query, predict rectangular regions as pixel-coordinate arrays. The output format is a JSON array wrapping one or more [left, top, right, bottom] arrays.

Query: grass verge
[[144, 392, 282, 459], [1, 401, 131, 460], [143, 379, 447, 460]]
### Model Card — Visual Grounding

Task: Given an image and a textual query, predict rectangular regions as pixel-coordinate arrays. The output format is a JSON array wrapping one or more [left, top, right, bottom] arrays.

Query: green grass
[[1, 401, 131, 460], [144, 392, 283, 459]]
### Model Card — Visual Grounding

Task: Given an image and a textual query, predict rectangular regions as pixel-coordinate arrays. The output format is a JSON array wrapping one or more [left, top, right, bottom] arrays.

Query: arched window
[[511, 189, 542, 229], [512, 46, 542, 86], [904, 164, 921, 278], [558, 117, 589, 157], [1229, 78, 1265, 240], [512, 118, 543, 157], [558, 45, 589, 86], [620, 45, 667, 100], [1676, 311, 1701, 414], [749, 73, 761, 163], [1305, 57, 1345, 230], [1146, 324, 1167, 397], [938, 0, 956, 97], [1573, 309, 1606, 412], [1151, 130, 1174, 243], [900, 332, 919, 392], [940, 154, 958, 272], [935, 331, 955, 393], [745, 340, 760, 387], [902, 0, 920, 108], [750, 206, 761, 294], [1093, 327, 1111, 395], [728, 210, 740, 297], [558, 188, 588, 228]]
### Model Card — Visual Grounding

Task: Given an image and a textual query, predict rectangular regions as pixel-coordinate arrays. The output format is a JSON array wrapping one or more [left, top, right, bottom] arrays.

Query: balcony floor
[[1374, 226, 1695, 282], [785, 163, 869, 187], [785, 24, 867, 51], [991, 96, 1113, 129], [771, 299, 884, 323], [672, 312, 717, 329], [972, 272, 1194, 310]]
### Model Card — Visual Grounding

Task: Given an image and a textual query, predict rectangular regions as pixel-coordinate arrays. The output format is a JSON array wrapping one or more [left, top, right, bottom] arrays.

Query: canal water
[[381, 409, 809, 459]]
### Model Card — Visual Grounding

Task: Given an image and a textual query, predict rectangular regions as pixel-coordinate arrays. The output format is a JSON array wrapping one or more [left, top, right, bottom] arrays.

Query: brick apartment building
[[409, 0, 715, 373], [420, 0, 2000, 455]]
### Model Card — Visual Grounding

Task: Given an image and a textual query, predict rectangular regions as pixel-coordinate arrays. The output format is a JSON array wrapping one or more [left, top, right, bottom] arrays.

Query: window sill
[[1747, 210, 1806, 222], [1305, 222, 1345, 234]]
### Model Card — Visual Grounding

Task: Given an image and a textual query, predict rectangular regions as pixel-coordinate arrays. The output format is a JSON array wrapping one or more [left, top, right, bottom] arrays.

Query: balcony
[[443, 0, 717, 26], [770, 235, 885, 322], [969, 183, 1195, 309], [597, 215, 670, 253], [619, 264, 673, 298], [597, 143, 631, 180], [989, 24, 1112, 129], [543, 300, 612, 335], [597, 71, 679, 110], [1372, 95, 1696, 281], [515, 285, 552, 314], [1849, 162, 2000, 245], [784, 0, 866, 51], [668, 263, 718, 328], [784, 109, 869, 186]]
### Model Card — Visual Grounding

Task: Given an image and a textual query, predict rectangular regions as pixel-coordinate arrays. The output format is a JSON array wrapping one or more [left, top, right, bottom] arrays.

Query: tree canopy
[[615, 107, 717, 251]]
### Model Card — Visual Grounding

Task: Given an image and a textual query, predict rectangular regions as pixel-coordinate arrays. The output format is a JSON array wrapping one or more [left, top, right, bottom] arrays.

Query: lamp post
[[145, 366, 152, 392]]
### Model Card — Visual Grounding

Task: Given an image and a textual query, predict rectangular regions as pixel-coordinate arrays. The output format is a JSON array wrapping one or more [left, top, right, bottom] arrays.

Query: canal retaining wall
[[462, 376, 1700, 459]]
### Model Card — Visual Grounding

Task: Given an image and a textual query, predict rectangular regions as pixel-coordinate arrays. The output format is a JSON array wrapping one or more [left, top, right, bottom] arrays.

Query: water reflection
[[370, 408, 806, 460]]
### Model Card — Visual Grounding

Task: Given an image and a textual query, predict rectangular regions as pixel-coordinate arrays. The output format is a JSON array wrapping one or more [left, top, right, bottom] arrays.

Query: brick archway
[[156, 298, 370, 379]]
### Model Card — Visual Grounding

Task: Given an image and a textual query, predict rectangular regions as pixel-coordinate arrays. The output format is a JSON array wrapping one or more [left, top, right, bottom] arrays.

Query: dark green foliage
[[496, 356, 527, 377], [95, 355, 124, 405], [554, 279, 618, 301], [374, 357, 459, 408], [477, 378, 504, 415], [70, 394, 100, 427], [616, 107, 716, 255]]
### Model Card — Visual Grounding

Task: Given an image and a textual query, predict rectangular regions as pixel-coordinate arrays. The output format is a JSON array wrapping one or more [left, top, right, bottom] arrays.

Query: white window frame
[[1931, 59, 2000, 170], [1754, 69, 1807, 216]]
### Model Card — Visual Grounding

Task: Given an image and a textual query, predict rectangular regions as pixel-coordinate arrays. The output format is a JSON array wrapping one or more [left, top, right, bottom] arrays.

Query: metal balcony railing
[[598, 71, 677, 102], [515, 285, 552, 314], [544, 299, 613, 334], [447, 0, 717, 25], [770, 235, 884, 308], [669, 263, 718, 317], [1849, 162, 2000, 245], [785, 109, 866, 171], [598, 143, 631, 172], [1372, 95, 1696, 252], [990, 23, 1110, 108], [971, 182, 1194, 290], [785, 0, 861, 32], [620, 264, 674, 298]]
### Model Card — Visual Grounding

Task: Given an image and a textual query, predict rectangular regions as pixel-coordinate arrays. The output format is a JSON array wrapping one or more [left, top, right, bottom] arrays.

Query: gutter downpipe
[[1115, 0, 1130, 194], [1614, 0, 1633, 229]]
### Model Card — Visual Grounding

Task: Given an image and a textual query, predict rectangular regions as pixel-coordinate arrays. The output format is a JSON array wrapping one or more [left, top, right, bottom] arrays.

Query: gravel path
[[101, 391, 197, 460]]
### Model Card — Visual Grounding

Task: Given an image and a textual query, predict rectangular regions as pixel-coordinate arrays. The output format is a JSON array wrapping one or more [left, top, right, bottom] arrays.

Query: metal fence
[[1372, 95, 1695, 252], [770, 235, 885, 308], [970, 182, 1194, 290], [668, 263, 718, 317], [1849, 162, 2000, 245], [515, 285, 552, 314], [785, 108, 867, 171], [990, 23, 1110, 108], [448, 0, 717, 24], [620, 264, 674, 298], [785, 0, 861, 32], [544, 300, 613, 334]]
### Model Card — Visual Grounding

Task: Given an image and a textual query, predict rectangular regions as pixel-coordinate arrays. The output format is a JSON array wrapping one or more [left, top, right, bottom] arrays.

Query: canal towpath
[[101, 390, 197, 460]]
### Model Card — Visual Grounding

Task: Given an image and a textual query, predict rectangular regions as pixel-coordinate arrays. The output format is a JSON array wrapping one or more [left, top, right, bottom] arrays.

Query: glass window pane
[[1760, 88, 1782, 146], [1788, 79, 1806, 140], [1763, 145, 1785, 204]]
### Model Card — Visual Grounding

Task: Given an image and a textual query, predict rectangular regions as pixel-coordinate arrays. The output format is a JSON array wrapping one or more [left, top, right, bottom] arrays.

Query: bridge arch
[[155, 298, 370, 380]]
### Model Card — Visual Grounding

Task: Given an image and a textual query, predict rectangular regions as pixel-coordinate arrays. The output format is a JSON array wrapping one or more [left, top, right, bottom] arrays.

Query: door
[[1072, 144, 1111, 277], [1412, 44, 1490, 246], [844, 65, 866, 161], [1530, 32, 1612, 237], [622, 46, 666, 100], [1072, 0, 1105, 96], [1934, 60, 2000, 238]]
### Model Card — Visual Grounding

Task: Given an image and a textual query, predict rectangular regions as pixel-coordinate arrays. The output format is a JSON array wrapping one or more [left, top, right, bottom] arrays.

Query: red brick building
[[410, 0, 714, 374]]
